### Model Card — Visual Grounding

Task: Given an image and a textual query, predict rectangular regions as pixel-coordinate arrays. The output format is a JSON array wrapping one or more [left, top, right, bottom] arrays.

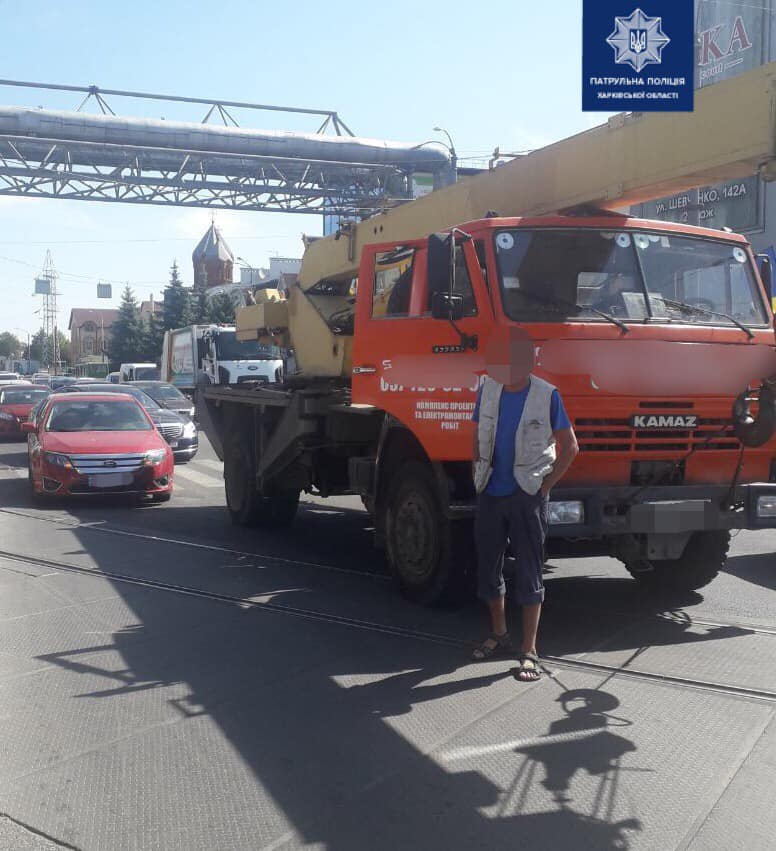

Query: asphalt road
[[0, 433, 774, 850]]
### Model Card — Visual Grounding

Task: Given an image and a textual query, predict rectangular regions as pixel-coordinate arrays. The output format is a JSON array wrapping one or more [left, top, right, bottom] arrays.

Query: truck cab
[[348, 214, 776, 597], [200, 327, 284, 386]]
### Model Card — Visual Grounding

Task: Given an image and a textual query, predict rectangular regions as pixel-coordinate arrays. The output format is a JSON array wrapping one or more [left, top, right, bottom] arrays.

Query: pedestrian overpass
[[0, 80, 454, 218]]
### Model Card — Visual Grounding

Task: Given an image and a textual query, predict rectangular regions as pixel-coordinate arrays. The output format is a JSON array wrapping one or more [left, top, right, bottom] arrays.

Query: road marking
[[198, 459, 223, 472], [173, 466, 223, 489]]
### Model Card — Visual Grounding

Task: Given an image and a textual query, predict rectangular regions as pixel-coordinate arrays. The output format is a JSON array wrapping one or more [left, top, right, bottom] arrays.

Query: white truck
[[161, 324, 284, 392]]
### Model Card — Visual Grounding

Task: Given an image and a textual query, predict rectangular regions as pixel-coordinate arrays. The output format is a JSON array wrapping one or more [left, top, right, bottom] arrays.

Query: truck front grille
[[574, 417, 739, 453]]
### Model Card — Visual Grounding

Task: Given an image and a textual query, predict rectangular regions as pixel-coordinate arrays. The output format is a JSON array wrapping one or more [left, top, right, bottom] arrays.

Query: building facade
[[68, 308, 119, 369], [633, 1, 774, 253]]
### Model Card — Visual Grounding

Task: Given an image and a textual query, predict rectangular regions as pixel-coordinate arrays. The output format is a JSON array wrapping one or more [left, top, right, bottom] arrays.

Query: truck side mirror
[[428, 232, 453, 295], [21, 421, 36, 434], [431, 291, 465, 321]]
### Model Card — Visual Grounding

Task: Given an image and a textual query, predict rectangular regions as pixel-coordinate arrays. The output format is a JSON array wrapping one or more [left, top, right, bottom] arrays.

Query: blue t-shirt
[[472, 380, 571, 497]]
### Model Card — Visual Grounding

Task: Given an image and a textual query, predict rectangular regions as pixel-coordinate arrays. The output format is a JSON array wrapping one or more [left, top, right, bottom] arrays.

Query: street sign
[[34, 277, 51, 294], [97, 283, 112, 299]]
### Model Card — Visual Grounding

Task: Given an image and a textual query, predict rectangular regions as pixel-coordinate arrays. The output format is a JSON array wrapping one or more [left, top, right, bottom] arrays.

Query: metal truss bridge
[[0, 80, 454, 217]]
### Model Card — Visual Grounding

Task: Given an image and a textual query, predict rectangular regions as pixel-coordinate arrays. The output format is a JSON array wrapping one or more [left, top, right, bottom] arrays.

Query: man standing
[[471, 327, 578, 681]]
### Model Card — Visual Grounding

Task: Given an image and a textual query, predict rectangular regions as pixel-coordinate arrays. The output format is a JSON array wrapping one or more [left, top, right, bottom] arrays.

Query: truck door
[[353, 236, 492, 461]]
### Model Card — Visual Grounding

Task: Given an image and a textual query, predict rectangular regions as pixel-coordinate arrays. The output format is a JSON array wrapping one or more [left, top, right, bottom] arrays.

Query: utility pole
[[36, 251, 59, 372]]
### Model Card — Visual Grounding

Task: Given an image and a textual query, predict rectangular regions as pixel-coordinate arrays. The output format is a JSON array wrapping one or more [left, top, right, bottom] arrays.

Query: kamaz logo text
[[631, 414, 697, 429]]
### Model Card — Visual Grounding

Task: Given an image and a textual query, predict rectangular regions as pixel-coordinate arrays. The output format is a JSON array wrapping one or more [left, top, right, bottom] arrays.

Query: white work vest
[[474, 375, 557, 495]]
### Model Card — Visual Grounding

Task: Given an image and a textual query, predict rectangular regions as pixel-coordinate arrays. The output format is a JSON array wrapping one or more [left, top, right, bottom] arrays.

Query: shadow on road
[[723, 552, 776, 592], [0, 444, 764, 847]]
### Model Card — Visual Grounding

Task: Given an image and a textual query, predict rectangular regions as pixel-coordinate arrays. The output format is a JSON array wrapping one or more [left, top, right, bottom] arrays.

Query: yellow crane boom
[[238, 61, 776, 376]]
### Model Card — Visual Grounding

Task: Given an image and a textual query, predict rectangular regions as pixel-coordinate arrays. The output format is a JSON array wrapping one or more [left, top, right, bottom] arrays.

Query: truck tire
[[626, 530, 730, 592], [224, 437, 299, 527], [384, 462, 469, 604]]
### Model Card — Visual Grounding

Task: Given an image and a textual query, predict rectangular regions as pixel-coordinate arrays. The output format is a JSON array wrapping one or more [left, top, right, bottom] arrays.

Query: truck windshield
[[495, 229, 769, 328], [214, 331, 280, 360]]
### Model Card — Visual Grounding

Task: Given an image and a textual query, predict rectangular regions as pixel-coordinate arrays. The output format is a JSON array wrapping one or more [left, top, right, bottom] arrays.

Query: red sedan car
[[25, 393, 174, 503], [0, 384, 50, 440]]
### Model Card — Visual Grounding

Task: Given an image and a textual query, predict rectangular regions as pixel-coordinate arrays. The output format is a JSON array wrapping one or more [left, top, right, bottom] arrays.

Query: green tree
[[162, 261, 194, 330], [28, 328, 70, 368], [0, 331, 21, 357], [142, 310, 165, 362], [109, 285, 146, 365], [207, 292, 236, 324]]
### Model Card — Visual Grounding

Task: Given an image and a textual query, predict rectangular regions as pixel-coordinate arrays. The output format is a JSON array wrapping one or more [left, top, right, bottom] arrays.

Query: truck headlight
[[44, 451, 71, 468], [145, 448, 167, 465], [182, 420, 197, 438], [756, 495, 776, 519], [548, 500, 585, 525]]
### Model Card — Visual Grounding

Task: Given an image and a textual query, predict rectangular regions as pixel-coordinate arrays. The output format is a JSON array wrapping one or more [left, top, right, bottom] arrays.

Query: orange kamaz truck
[[200, 64, 776, 603]]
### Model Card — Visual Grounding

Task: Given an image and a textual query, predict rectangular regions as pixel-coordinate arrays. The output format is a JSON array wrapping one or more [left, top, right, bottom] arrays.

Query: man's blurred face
[[485, 328, 535, 386]]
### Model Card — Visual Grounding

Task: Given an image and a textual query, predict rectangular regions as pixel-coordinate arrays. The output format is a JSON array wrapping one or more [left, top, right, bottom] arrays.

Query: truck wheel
[[626, 531, 730, 592], [384, 462, 468, 604], [224, 438, 299, 527], [224, 438, 262, 525]]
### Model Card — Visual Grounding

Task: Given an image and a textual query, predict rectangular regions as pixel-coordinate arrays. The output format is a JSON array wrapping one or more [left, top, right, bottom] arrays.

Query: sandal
[[512, 653, 542, 682], [472, 632, 513, 661]]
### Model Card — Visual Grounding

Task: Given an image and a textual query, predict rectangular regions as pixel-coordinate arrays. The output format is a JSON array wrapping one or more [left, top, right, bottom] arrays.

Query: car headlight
[[189, 406, 195, 417], [182, 420, 197, 438], [756, 495, 776, 519], [548, 500, 585, 525], [44, 452, 71, 468], [145, 448, 168, 464], [0, 411, 14, 421]]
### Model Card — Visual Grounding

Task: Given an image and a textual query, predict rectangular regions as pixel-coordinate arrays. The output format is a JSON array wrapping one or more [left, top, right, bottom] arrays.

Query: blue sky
[[0, 0, 603, 337]]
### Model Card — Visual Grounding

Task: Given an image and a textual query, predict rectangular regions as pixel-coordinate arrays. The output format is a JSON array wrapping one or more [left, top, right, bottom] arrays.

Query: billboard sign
[[696, 2, 767, 88], [34, 277, 51, 295], [635, 1, 771, 231]]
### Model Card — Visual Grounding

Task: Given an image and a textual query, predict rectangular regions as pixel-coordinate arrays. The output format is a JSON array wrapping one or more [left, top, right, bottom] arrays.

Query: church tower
[[192, 220, 234, 289]]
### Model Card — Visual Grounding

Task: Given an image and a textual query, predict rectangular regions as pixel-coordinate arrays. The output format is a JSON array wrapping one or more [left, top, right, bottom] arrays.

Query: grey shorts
[[475, 488, 548, 606]]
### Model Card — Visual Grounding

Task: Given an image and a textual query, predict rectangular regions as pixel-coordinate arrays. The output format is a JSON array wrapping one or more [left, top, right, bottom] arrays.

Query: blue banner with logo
[[583, 1, 694, 111]]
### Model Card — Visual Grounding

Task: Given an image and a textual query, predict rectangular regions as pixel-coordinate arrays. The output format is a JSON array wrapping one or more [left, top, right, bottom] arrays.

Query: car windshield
[[495, 229, 769, 327], [214, 331, 280, 361], [134, 367, 160, 380], [65, 384, 162, 410], [0, 388, 50, 405], [135, 383, 186, 402], [45, 400, 152, 432]]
